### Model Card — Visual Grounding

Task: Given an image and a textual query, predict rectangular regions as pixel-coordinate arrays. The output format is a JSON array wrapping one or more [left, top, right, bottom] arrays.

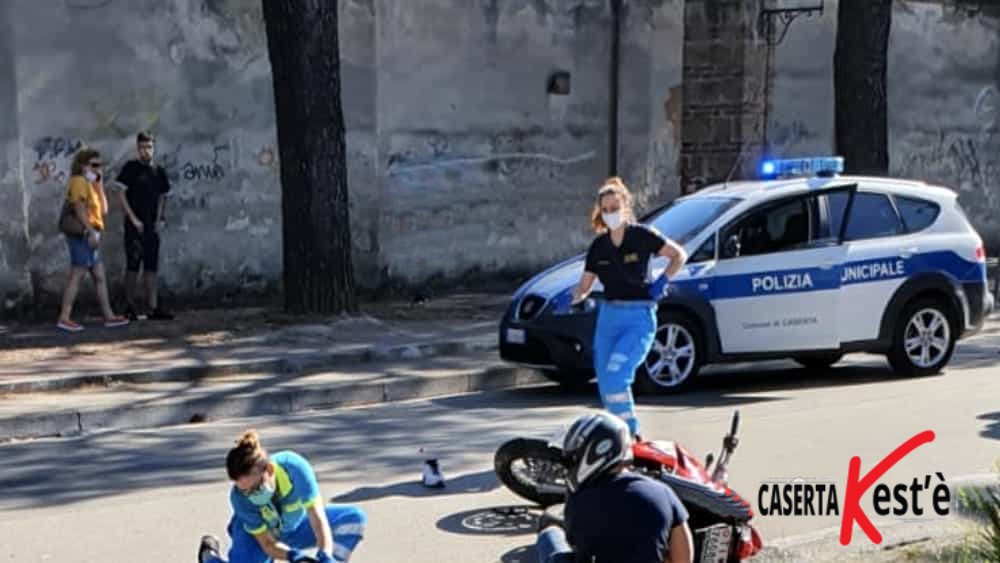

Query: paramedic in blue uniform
[[563, 177, 687, 437], [198, 430, 367, 563]]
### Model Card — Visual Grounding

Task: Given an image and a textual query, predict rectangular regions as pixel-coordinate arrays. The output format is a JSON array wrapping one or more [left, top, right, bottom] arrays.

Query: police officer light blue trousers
[[535, 527, 576, 563], [593, 301, 657, 436], [205, 504, 366, 563]]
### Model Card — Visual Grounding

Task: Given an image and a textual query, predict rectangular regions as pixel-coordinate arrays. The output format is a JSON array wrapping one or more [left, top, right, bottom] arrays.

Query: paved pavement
[[0, 293, 510, 386], [0, 293, 519, 440], [0, 327, 998, 562]]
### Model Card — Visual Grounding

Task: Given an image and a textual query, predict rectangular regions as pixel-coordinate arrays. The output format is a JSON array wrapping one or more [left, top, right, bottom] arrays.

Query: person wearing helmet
[[535, 412, 693, 563], [558, 177, 688, 438]]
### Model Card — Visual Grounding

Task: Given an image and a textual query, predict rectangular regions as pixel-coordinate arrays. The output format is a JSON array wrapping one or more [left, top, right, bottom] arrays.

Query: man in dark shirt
[[115, 131, 173, 320], [535, 412, 693, 563]]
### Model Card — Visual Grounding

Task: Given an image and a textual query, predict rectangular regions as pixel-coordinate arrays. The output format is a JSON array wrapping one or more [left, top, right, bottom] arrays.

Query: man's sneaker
[[422, 458, 445, 488], [149, 307, 175, 320], [123, 306, 139, 321], [56, 319, 84, 332], [197, 535, 221, 563]]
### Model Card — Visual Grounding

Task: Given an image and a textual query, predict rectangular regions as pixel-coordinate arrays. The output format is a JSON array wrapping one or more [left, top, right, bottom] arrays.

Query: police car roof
[[689, 175, 957, 203]]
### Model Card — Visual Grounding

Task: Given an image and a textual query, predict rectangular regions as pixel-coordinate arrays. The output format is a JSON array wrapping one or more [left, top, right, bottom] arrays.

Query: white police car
[[499, 157, 994, 393]]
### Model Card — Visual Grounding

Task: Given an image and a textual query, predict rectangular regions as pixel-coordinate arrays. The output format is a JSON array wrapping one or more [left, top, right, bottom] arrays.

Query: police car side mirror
[[723, 234, 741, 259]]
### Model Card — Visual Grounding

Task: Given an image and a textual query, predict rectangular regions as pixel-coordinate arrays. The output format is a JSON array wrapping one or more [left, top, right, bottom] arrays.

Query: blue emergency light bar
[[759, 156, 844, 179]]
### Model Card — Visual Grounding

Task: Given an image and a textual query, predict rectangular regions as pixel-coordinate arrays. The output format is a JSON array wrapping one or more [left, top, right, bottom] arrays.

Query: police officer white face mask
[[602, 211, 624, 231]]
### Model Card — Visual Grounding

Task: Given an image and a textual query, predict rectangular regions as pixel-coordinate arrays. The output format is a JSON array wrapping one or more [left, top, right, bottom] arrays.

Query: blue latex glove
[[316, 551, 336, 563], [550, 292, 574, 314], [648, 274, 669, 299]]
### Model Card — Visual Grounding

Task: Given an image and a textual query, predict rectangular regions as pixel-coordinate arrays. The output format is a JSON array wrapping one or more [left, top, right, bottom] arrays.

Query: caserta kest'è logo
[[757, 431, 952, 546]]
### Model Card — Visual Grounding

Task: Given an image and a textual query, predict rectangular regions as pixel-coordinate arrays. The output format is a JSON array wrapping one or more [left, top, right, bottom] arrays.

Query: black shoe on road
[[123, 306, 139, 321], [198, 535, 221, 563]]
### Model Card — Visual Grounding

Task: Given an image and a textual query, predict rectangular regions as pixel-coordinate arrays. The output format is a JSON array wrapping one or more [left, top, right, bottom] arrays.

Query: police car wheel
[[887, 298, 957, 377], [634, 311, 703, 394]]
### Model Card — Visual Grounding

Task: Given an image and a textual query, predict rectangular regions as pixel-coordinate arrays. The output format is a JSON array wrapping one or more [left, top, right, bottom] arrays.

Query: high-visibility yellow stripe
[[302, 496, 319, 509], [246, 523, 268, 535], [273, 462, 293, 497]]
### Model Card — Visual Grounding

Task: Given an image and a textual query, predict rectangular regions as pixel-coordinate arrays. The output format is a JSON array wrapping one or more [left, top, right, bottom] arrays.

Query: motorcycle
[[494, 410, 763, 562]]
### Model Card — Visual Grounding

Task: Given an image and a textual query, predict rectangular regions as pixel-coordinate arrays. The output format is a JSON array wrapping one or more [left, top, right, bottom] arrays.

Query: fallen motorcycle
[[494, 410, 763, 562]]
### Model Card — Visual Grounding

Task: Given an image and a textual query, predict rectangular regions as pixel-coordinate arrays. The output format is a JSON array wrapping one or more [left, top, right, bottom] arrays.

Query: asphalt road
[[1, 332, 998, 562]]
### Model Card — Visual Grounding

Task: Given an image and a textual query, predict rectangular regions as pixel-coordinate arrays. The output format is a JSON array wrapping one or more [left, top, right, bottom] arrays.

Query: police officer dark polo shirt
[[585, 224, 668, 300]]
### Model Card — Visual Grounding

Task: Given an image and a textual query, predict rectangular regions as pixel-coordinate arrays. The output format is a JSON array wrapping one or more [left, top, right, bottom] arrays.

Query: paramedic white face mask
[[602, 211, 624, 231]]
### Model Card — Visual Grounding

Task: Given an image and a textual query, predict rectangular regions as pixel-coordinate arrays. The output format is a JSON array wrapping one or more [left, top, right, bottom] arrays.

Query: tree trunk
[[834, 0, 893, 175], [262, 0, 357, 314]]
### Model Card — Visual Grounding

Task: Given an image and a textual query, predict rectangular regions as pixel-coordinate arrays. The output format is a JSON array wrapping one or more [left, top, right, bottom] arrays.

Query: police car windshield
[[644, 197, 740, 244]]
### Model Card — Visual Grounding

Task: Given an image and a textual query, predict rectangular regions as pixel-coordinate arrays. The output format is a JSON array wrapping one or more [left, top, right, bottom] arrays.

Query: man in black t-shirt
[[115, 131, 173, 320], [535, 412, 694, 563]]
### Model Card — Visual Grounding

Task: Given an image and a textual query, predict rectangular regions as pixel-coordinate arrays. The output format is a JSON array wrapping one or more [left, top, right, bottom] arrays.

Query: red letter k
[[840, 430, 935, 545]]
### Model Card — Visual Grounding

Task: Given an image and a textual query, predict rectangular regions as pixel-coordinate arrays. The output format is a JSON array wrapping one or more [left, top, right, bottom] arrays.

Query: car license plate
[[506, 328, 526, 344]]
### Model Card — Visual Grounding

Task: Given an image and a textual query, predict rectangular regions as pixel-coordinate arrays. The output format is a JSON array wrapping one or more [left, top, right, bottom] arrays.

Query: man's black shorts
[[125, 229, 160, 273]]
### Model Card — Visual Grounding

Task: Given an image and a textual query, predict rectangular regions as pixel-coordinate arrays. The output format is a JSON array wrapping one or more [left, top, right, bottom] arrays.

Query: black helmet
[[562, 411, 633, 492]]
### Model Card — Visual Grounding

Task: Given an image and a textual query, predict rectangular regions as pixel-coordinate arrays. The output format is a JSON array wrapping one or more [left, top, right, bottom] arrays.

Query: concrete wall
[[767, 0, 1000, 252], [889, 1, 1000, 252], [3, 0, 385, 309], [373, 0, 683, 284], [11, 0, 285, 306], [1, 0, 684, 311], [4, 0, 998, 312]]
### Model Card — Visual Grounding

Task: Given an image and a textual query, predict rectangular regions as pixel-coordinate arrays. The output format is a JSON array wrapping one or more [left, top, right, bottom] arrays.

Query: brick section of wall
[[681, 0, 769, 193]]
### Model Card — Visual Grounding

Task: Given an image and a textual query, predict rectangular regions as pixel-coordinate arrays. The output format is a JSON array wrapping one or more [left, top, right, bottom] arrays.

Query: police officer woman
[[563, 177, 687, 437], [198, 430, 366, 563]]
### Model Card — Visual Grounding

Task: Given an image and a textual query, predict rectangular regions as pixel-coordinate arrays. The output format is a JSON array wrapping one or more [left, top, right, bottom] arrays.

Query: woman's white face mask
[[84, 170, 98, 182], [602, 211, 624, 230]]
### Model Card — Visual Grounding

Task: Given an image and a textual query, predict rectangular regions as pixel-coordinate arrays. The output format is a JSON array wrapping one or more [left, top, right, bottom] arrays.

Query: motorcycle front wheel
[[494, 438, 570, 507]]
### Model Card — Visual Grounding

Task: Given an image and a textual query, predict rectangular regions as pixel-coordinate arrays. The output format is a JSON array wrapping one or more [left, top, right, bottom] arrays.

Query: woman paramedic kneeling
[[198, 430, 366, 563], [563, 177, 687, 438]]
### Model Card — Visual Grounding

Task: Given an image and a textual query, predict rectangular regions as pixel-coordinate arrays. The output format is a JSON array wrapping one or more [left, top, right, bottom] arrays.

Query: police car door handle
[[899, 246, 919, 259], [819, 260, 835, 270]]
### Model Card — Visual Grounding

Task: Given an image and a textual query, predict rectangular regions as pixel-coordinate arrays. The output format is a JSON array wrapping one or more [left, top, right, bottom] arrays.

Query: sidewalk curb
[[0, 337, 499, 395], [0, 363, 549, 442]]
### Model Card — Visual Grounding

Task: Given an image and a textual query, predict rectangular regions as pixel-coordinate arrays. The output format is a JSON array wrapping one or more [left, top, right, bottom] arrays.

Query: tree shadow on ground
[[978, 411, 1000, 441], [332, 469, 499, 502]]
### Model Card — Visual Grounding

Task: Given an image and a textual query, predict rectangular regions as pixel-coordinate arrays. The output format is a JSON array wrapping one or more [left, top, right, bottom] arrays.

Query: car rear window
[[842, 192, 904, 241], [893, 195, 940, 233]]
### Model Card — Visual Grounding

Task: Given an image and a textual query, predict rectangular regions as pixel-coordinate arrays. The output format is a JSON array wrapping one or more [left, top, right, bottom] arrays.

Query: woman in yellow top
[[57, 148, 129, 331]]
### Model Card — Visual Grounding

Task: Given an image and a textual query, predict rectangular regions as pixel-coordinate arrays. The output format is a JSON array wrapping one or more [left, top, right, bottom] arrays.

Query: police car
[[499, 156, 994, 393]]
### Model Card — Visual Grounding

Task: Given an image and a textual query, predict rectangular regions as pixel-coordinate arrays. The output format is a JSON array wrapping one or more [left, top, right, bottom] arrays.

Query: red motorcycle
[[494, 410, 763, 562]]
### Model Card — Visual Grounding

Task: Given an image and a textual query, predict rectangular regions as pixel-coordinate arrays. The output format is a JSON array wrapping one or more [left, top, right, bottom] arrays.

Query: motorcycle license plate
[[698, 524, 733, 563], [506, 328, 526, 344]]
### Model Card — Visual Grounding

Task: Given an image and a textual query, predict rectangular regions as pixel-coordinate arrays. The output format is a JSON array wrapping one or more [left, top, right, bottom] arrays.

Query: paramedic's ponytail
[[226, 429, 269, 480]]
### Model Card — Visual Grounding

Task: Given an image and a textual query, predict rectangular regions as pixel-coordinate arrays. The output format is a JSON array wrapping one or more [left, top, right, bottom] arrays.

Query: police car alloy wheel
[[635, 312, 702, 394], [888, 298, 957, 376]]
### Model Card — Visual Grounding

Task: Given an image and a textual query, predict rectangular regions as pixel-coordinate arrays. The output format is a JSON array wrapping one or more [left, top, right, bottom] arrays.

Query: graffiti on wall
[[893, 85, 1000, 246], [180, 144, 229, 183], [30, 136, 83, 186]]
